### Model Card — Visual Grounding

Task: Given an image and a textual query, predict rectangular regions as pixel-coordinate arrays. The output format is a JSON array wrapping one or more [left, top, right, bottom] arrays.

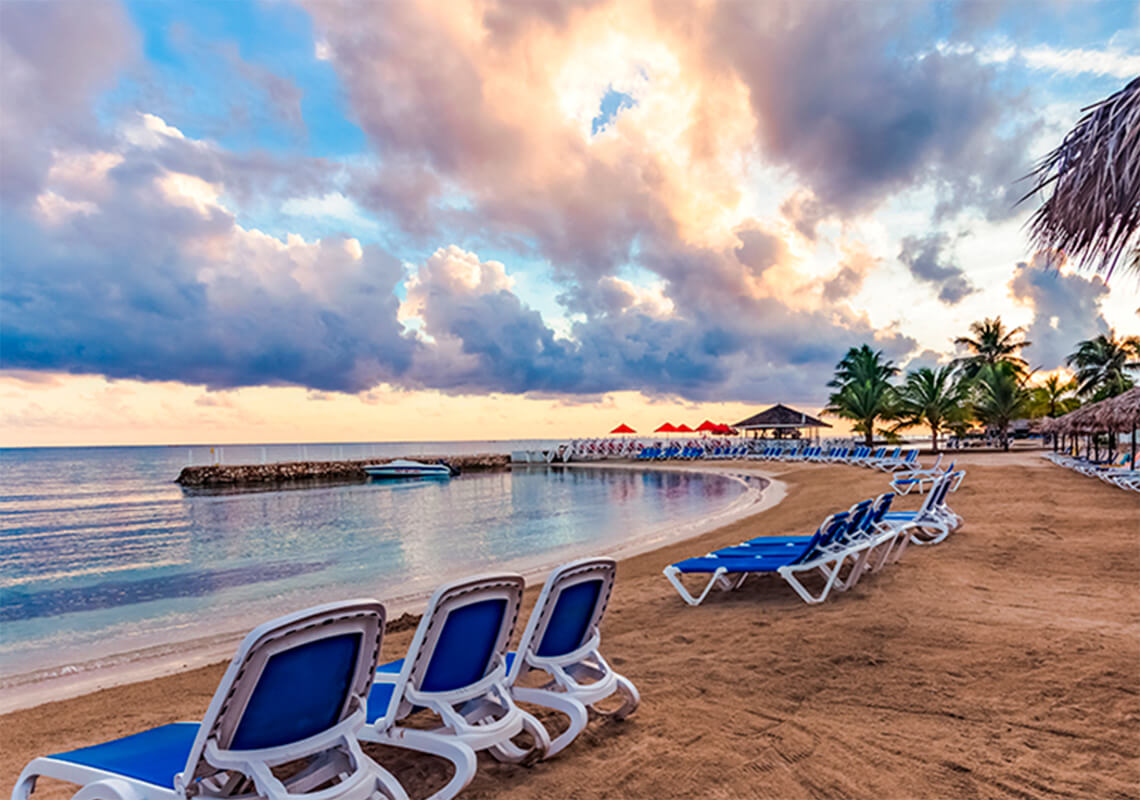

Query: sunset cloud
[[1, 0, 1135, 444]]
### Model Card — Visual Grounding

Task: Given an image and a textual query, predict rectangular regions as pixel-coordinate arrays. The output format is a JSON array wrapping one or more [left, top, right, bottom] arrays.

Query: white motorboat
[[363, 459, 453, 479]]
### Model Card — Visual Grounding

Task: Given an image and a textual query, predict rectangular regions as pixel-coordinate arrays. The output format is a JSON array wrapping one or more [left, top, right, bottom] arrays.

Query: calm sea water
[[0, 442, 747, 680]]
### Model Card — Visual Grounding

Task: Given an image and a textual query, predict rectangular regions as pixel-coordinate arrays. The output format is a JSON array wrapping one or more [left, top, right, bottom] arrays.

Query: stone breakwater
[[176, 454, 512, 488]]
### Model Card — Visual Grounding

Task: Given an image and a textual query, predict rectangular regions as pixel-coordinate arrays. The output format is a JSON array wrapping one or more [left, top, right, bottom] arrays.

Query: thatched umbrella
[[1022, 77, 1140, 280], [1101, 387, 1140, 467]]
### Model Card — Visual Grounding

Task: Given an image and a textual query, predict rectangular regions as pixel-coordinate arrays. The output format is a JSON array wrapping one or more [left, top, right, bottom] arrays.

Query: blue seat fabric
[[671, 554, 798, 574], [366, 682, 397, 723], [51, 722, 199, 789], [231, 632, 361, 751], [536, 580, 601, 658], [420, 598, 506, 693]]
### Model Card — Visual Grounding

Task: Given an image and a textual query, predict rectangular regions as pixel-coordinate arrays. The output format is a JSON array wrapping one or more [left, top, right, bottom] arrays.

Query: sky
[[1, 0, 1139, 446]]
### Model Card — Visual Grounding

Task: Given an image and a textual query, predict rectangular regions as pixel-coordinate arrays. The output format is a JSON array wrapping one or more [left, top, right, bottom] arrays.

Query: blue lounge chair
[[14, 601, 408, 800], [361, 574, 550, 800], [881, 472, 962, 556], [505, 558, 639, 756], [709, 511, 855, 559], [663, 505, 876, 606], [877, 449, 919, 472]]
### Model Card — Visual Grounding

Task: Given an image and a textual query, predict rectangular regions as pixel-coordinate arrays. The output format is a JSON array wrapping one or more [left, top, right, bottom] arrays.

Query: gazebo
[[733, 404, 832, 441]]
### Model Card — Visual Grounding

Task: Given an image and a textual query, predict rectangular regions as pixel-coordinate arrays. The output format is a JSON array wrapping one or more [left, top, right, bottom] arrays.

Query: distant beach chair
[[877, 449, 919, 472], [361, 574, 549, 800], [504, 558, 639, 756], [880, 472, 962, 556], [865, 446, 900, 469], [849, 446, 881, 466], [13, 601, 408, 800], [890, 456, 948, 494]]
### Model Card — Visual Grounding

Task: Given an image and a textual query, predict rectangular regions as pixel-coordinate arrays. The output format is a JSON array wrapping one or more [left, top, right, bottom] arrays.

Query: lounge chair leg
[[509, 688, 588, 758], [360, 728, 477, 800], [608, 674, 641, 720], [780, 557, 844, 604], [910, 523, 950, 545], [12, 767, 37, 800], [488, 706, 552, 764], [73, 780, 142, 800], [834, 549, 871, 591], [663, 566, 727, 606]]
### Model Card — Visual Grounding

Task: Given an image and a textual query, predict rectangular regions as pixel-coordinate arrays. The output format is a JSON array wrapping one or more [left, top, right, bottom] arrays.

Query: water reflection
[[1, 449, 744, 676]]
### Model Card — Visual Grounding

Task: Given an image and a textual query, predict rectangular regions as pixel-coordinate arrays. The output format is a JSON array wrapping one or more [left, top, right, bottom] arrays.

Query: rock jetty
[[176, 453, 512, 488]]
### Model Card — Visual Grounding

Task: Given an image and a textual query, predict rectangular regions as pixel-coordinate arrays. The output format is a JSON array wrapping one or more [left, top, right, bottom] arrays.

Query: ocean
[[0, 441, 753, 691]]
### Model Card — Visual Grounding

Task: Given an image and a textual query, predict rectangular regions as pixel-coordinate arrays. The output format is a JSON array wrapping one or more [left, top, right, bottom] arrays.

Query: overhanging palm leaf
[[1022, 77, 1140, 279]]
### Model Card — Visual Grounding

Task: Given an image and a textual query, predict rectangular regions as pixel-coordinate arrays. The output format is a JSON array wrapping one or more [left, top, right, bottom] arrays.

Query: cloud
[[1, 122, 416, 392], [396, 236, 918, 402], [821, 246, 878, 303], [780, 191, 828, 241], [1008, 256, 1110, 371], [12, 0, 1120, 411], [0, 0, 137, 205], [707, 1, 1035, 219], [902, 348, 952, 375], [897, 233, 977, 305], [943, 41, 1140, 80]]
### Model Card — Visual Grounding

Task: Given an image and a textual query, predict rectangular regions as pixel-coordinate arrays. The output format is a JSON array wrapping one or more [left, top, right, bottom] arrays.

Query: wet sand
[[4, 454, 1138, 799]]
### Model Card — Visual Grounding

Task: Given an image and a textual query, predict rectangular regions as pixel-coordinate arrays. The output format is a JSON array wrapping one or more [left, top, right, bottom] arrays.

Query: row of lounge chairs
[[750, 444, 920, 472], [543, 437, 752, 463], [15, 558, 639, 800], [1043, 450, 1140, 492], [664, 471, 964, 606], [635, 442, 750, 460]]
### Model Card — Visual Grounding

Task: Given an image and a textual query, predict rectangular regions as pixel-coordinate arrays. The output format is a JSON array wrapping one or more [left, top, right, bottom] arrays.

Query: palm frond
[[1021, 77, 1140, 280]]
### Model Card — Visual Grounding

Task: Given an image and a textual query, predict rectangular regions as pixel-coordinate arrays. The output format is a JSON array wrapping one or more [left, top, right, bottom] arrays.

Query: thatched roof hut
[[1099, 387, 1140, 431], [1050, 388, 1140, 435], [733, 404, 831, 438]]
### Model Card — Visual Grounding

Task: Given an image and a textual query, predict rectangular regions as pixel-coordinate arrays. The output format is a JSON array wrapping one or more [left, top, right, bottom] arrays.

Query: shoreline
[[0, 462, 783, 714]]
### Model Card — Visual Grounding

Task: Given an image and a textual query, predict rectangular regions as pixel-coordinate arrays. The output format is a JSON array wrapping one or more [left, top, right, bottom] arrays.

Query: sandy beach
[[4, 453, 1138, 799]]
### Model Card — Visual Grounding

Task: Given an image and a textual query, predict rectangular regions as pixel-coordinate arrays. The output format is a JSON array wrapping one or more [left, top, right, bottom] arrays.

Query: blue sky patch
[[591, 87, 637, 136]]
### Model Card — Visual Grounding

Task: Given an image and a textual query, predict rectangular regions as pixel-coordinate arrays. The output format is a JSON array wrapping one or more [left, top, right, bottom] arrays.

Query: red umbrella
[[675, 423, 695, 433], [695, 420, 719, 433], [654, 422, 678, 433], [610, 423, 636, 434], [714, 423, 735, 435]]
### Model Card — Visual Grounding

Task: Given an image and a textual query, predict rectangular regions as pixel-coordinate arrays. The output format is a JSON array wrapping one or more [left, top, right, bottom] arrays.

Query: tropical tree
[[893, 365, 968, 452], [825, 345, 899, 445], [954, 317, 1031, 377], [1028, 374, 1080, 418], [1066, 330, 1140, 400], [1023, 77, 1140, 279], [971, 362, 1031, 451]]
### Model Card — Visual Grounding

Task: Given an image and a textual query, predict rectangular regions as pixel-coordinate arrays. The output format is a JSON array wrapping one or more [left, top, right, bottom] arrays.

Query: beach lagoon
[[0, 444, 751, 687]]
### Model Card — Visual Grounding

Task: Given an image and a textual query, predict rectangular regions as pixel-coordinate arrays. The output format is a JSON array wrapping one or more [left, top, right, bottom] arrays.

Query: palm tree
[[1028, 374, 1080, 418], [1066, 330, 1140, 400], [1022, 77, 1140, 280], [971, 362, 1031, 451], [955, 317, 1031, 377], [894, 365, 967, 452], [824, 345, 899, 446]]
